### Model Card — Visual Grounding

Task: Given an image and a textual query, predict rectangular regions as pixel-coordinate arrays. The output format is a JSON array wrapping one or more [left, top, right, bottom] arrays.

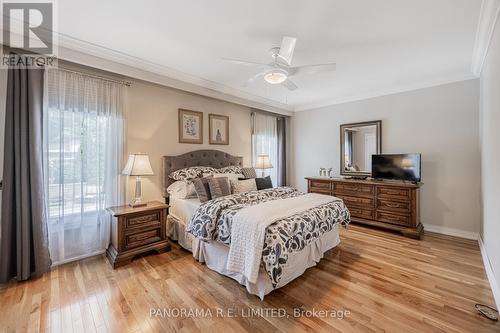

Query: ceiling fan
[[222, 36, 336, 91]]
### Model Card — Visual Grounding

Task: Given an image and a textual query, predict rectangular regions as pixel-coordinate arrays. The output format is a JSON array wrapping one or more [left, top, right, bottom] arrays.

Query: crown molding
[[2, 27, 484, 115], [294, 73, 478, 112], [471, 0, 500, 76], [54, 33, 294, 116]]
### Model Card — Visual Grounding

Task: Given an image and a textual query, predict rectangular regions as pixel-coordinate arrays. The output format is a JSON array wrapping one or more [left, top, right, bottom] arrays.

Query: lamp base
[[129, 202, 147, 208], [130, 177, 146, 207]]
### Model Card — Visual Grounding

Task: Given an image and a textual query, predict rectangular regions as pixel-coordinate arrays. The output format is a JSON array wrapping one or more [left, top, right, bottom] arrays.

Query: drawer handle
[[383, 189, 403, 195], [130, 214, 157, 224], [385, 202, 401, 208], [384, 215, 403, 221], [130, 232, 155, 242], [345, 186, 361, 191]]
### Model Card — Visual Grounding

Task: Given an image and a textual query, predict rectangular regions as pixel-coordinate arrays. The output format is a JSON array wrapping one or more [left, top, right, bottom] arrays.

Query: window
[[43, 69, 125, 264], [251, 112, 278, 185]]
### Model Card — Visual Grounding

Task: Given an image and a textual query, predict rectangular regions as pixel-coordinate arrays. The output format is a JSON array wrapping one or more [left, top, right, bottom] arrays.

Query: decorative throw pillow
[[218, 165, 242, 174], [231, 179, 257, 194], [206, 172, 242, 185], [241, 167, 257, 179], [193, 176, 213, 202], [167, 180, 197, 199], [255, 176, 273, 190], [170, 166, 217, 181], [208, 177, 231, 199]]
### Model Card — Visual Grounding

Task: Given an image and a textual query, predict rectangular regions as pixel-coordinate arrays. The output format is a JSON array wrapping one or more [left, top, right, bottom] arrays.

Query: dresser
[[106, 201, 171, 268], [306, 177, 423, 239]]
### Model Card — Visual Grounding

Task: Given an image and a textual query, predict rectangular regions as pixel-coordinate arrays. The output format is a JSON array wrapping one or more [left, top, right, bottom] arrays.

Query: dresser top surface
[[306, 177, 421, 188]]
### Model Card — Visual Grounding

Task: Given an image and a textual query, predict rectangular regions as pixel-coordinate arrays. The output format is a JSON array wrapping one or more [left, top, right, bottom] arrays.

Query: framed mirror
[[340, 120, 382, 177]]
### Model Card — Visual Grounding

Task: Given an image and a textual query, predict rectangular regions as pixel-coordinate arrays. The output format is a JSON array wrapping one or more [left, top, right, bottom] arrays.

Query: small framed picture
[[209, 114, 229, 145], [178, 109, 203, 144]]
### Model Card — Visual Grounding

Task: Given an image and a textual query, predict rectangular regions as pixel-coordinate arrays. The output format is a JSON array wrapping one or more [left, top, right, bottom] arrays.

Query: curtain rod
[[54, 67, 132, 86]]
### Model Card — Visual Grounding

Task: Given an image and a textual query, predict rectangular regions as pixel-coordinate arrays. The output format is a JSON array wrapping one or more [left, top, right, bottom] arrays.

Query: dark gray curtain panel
[[277, 117, 287, 186], [0, 60, 51, 283]]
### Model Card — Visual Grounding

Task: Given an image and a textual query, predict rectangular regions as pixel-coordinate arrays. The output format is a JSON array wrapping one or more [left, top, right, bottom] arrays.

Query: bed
[[162, 150, 350, 299]]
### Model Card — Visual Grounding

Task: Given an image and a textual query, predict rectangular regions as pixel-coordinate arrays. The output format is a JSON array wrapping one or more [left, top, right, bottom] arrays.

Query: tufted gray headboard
[[162, 150, 243, 199]]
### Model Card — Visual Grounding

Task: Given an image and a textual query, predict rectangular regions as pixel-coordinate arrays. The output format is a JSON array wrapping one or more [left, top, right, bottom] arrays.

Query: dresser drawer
[[349, 207, 374, 220], [376, 187, 411, 201], [377, 199, 411, 214], [124, 228, 162, 250], [336, 195, 374, 208], [375, 211, 410, 226], [125, 211, 161, 231], [309, 180, 332, 194], [335, 183, 374, 196]]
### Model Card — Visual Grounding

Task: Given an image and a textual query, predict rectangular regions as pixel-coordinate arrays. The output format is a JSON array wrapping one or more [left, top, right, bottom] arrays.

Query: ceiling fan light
[[264, 70, 287, 84]]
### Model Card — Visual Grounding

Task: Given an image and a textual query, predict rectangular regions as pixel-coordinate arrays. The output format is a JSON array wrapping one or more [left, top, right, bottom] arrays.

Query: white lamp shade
[[122, 154, 154, 176], [255, 155, 273, 169]]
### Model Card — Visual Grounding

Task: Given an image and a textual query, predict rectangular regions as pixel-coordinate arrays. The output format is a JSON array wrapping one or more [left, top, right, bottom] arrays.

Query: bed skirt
[[166, 214, 341, 299]]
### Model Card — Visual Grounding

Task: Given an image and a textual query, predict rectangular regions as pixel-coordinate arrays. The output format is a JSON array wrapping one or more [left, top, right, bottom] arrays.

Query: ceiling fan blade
[[282, 79, 298, 91], [278, 36, 296, 65], [289, 63, 337, 76], [242, 71, 267, 87], [222, 57, 270, 67]]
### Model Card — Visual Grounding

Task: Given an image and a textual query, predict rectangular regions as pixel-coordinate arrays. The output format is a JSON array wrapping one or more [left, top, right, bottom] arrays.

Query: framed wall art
[[209, 113, 229, 145], [178, 109, 203, 144]]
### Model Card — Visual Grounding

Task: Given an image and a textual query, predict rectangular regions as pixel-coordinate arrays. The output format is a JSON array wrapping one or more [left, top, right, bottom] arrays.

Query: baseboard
[[424, 224, 479, 240], [50, 250, 106, 267], [479, 236, 500, 310]]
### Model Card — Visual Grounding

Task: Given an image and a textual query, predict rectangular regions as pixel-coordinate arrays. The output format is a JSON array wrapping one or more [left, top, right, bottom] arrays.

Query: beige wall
[[479, 16, 500, 302], [125, 80, 253, 203], [291, 79, 481, 237]]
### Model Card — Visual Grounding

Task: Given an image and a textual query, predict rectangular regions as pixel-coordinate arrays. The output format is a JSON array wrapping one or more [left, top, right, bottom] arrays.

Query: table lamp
[[255, 154, 273, 177], [122, 153, 154, 207]]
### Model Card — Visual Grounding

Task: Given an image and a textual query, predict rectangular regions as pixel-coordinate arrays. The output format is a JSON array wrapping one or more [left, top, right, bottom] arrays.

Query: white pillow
[[204, 172, 243, 184], [167, 180, 197, 199], [231, 179, 257, 194]]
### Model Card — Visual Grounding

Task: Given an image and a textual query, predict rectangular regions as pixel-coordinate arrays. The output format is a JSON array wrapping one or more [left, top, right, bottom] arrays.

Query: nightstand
[[106, 201, 171, 268]]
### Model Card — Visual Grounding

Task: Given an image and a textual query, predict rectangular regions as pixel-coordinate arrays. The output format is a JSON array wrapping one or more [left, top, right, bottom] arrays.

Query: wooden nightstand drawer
[[125, 211, 161, 231], [124, 228, 162, 250], [107, 201, 170, 268]]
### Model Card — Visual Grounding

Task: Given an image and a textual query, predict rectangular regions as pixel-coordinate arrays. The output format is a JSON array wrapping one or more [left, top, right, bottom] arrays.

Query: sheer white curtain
[[43, 69, 125, 265], [252, 112, 278, 185]]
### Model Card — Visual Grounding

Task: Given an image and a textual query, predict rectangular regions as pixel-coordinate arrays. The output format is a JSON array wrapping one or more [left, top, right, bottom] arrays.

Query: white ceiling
[[56, 0, 482, 111]]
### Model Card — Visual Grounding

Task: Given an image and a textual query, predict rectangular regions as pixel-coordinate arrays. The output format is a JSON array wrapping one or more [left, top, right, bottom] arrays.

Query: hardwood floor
[[0, 225, 498, 333]]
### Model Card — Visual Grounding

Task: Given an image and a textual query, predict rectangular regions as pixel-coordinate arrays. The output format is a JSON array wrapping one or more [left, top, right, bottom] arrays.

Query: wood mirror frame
[[340, 120, 382, 177]]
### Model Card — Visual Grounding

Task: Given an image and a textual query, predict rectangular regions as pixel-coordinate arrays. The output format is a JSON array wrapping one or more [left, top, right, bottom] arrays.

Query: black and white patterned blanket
[[187, 187, 350, 287]]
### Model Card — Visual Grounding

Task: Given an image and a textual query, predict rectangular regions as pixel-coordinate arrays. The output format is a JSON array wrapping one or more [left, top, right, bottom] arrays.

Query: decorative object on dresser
[[179, 109, 203, 144], [106, 201, 170, 268], [340, 120, 382, 178], [306, 177, 423, 239], [122, 153, 154, 207], [254, 154, 273, 177], [209, 113, 229, 145]]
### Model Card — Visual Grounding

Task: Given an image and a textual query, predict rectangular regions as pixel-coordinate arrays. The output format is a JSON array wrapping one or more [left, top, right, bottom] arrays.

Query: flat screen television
[[371, 153, 421, 182]]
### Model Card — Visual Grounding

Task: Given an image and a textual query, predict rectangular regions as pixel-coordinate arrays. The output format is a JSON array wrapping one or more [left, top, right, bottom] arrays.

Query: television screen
[[371, 154, 421, 182]]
